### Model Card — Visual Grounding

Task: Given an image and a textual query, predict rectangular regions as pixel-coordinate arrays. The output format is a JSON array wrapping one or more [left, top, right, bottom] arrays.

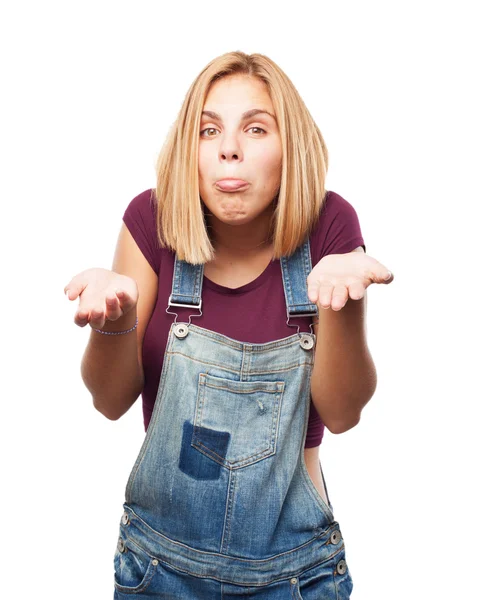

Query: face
[[198, 74, 282, 229]]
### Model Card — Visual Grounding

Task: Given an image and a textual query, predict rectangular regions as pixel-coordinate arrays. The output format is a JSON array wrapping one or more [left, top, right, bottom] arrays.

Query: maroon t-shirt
[[123, 189, 365, 447]]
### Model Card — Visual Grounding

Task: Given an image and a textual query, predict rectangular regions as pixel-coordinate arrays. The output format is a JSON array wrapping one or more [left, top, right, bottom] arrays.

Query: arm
[[80, 222, 158, 420], [310, 246, 378, 434]]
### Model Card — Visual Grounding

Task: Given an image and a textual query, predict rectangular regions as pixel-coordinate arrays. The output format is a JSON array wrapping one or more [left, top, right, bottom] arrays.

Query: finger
[[74, 308, 91, 328], [372, 267, 394, 284], [318, 283, 334, 310], [65, 281, 87, 301], [115, 288, 137, 314], [348, 281, 366, 301], [89, 307, 107, 330], [307, 280, 320, 303], [105, 292, 124, 321], [330, 285, 349, 311], [65, 286, 77, 300], [383, 270, 394, 283]]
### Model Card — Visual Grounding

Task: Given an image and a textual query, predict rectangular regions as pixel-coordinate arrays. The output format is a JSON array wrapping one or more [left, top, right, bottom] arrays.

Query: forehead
[[203, 75, 273, 112]]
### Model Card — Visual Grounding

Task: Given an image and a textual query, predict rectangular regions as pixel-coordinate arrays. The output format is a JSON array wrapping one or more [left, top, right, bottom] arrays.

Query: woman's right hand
[[64, 268, 139, 330]]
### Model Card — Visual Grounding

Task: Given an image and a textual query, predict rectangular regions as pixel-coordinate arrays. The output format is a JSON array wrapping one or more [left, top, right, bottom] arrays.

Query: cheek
[[198, 152, 207, 181], [198, 145, 215, 179], [253, 143, 282, 179], [198, 155, 213, 207]]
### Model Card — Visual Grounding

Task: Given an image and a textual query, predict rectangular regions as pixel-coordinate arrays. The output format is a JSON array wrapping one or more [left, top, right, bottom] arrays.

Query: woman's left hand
[[307, 252, 394, 311]]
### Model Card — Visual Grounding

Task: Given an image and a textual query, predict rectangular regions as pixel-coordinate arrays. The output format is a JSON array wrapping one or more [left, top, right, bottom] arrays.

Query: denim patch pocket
[[113, 534, 159, 595], [192, 373, 285, 469]]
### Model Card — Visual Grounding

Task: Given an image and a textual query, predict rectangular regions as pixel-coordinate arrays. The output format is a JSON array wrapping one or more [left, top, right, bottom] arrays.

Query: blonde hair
[[153, 51, 329, 264]]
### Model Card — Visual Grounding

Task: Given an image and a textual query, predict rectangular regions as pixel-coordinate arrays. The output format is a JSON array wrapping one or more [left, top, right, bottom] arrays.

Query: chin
[[209, 204, 249, 223], [218, 213, 250, 225]]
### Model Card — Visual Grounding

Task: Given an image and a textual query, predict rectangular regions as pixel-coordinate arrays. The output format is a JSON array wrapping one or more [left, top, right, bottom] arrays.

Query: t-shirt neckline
[[202, 259, 277, 295]]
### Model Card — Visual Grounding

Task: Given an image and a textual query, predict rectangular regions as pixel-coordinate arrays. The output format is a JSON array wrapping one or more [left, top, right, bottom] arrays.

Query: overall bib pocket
[[192, 373, 285, 469], [113, 534, 159, 594]]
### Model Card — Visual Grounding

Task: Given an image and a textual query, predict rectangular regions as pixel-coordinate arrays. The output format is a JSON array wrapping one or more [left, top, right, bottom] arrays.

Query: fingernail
[[385, 271, 392, 280], [65, 289, 70, 298]]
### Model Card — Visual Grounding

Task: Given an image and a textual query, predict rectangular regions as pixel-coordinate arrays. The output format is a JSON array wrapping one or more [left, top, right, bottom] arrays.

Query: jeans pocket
[[332, 547, 354, 599], [113, 534, 159, 595], [192, 373, 285, 469], [290, 544, 353, 600], [291, 560, 335, 600]]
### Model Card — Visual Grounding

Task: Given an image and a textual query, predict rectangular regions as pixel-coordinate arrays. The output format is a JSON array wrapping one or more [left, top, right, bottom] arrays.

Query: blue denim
[[113, 240, 354, 598]]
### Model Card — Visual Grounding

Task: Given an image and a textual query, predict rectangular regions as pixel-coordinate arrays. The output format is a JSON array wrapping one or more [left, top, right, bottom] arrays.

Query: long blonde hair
[[153, 51, 329, 264]]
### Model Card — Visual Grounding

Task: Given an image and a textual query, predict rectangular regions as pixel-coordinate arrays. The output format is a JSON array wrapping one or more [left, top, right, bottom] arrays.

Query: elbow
[[329, 376, 377, 434], [92, 392, 138, 421], [328, 412, 361, 435], [92, 387, 142, 421], [93, 398, 123, 421]]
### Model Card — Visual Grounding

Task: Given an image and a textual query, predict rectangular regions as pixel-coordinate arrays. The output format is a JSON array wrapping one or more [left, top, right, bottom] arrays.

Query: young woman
[[65, 51, 393, 599]]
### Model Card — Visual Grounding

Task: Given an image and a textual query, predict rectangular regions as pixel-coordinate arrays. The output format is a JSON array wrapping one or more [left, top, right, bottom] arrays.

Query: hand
[[64, 267, 139, 329], [307, 252, 394, 311]]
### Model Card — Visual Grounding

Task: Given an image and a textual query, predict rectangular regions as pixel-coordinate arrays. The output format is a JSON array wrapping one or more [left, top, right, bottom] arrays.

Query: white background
[[1, 1, 477, 598]]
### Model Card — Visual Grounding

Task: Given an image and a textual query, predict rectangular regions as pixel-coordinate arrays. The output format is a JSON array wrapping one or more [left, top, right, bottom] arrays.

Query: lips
[[215, 179, 249, 191]]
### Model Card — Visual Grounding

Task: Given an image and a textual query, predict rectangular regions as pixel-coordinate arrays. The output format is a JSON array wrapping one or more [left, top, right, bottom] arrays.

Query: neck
[[205, 205, 275, 255]]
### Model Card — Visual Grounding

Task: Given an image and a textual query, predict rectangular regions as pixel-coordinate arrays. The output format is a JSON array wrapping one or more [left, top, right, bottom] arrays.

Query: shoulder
[[318, 190, 360, 223], [309, 190, 365, 263], [122, 188, 164, 275], [123, 188, 157, 220]]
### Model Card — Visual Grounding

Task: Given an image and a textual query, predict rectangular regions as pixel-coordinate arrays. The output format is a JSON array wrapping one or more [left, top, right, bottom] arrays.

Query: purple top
[[123, 189, 365, 447]]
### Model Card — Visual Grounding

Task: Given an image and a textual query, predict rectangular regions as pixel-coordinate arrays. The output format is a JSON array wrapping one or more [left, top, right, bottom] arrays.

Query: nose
[[221, 151, 239, 161], [219, 133, 243, 162]]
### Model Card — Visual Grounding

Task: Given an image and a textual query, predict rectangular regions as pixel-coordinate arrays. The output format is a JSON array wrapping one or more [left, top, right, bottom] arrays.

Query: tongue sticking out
[[216, 180, 249, 191]]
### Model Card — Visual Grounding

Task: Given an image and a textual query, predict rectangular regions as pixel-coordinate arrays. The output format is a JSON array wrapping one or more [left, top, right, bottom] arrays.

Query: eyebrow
[[201, 108, 277, 123]]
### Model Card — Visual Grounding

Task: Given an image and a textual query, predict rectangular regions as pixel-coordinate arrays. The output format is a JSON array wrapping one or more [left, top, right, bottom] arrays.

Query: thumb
[[382, 270, 394, 283]]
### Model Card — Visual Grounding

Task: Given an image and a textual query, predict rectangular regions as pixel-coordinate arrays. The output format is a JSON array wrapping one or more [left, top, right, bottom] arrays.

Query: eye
[[247, 127, 266, 135], [199, 126, 267, 138], [200, 127, 218, 138]]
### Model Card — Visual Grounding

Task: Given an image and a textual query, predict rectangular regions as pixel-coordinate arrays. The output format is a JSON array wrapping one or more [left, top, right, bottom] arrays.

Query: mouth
[[215, 179, 250, 192]]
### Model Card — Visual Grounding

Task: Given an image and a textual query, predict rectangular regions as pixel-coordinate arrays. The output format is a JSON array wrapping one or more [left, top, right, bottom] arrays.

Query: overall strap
[[279, 239, 319, 320], [168, 254, 204, 310], [168, 238, 318, 322]]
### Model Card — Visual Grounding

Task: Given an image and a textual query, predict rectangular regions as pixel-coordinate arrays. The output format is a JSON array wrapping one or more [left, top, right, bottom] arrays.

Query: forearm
[[310, 296, 377, 433], [80, 306, 144, 420]]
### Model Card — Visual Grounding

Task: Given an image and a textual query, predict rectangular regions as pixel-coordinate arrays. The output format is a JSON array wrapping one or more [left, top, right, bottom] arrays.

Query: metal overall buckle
[[166, 295, 203, 338], [286, 312, 317, 351]]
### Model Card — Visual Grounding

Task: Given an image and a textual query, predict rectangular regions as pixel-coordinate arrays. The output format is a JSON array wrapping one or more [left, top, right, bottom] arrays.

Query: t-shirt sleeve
[[122, 188, 161, 275], [310, 190, 366, 265]]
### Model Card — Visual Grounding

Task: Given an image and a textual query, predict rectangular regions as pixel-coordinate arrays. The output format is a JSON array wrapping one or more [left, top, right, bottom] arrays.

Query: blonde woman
[[65, 51, 393, 599]]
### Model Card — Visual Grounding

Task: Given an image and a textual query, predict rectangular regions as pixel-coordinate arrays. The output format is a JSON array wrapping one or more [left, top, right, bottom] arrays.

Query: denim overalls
[[113, 239, 354, 599]]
